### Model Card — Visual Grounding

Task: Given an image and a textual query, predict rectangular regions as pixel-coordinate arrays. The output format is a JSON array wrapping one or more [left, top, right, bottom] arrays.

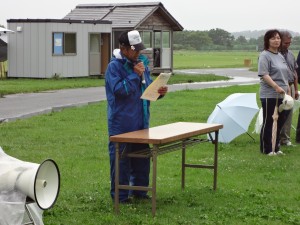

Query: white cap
[[119, 30, 145, 51]]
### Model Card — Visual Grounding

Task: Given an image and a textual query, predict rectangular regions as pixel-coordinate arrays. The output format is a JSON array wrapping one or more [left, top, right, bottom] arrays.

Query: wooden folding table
[[110, 122, 223, 216]]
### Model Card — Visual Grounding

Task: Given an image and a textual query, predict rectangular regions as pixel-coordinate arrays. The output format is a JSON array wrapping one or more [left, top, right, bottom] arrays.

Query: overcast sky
[[1, 0, 300, 33]]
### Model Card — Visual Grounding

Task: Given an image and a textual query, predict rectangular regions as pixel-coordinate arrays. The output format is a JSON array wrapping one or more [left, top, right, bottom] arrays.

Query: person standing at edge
[[279, 31, 299, 146], [105, 30, 168, 203], [296, 51, 300, 143], [258, 29, 290, 155]]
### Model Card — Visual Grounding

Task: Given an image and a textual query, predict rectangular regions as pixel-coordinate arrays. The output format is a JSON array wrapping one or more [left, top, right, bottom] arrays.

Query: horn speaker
[[15, 159, 60, 210], [0, 147, 60, 210]]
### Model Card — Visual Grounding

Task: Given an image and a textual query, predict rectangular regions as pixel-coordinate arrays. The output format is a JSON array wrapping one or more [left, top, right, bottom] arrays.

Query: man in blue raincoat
[[105, 30, 168, 203]]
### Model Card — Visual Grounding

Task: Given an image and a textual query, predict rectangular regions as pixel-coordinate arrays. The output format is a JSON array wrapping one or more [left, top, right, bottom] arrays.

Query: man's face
[[123, 47, 141, 62], [281, 37, 292, 51]]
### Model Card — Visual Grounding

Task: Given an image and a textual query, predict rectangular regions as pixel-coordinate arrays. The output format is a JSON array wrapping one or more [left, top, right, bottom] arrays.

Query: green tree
[[173, 29, 300, 51], [187, 31, 212, 50], [257, 35, 264, 51], [248, 38, 258, 45], [290, 36, 300, 51], [235, 36, 248, 45], [173, 30, 213, 50], [208, 28, 234, 49]]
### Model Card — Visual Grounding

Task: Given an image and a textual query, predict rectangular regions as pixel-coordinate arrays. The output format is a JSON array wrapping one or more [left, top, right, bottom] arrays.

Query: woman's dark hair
[[264, 29, 281, 50]]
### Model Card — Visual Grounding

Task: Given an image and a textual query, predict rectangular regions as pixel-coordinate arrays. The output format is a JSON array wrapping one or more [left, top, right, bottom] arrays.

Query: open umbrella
[[0, 27, 14, 62], [0, 27, 14, 34], [207, 93, 259, 143], [292, 91, 300, 112], [253, 107, 263, 134]]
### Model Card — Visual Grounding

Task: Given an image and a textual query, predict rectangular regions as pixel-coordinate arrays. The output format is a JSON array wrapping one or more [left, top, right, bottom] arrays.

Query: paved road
[[0, 68, 259, 122]]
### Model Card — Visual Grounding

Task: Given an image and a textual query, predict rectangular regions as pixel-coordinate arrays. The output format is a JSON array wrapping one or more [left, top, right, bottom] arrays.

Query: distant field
[[174, 50, 260, 69]]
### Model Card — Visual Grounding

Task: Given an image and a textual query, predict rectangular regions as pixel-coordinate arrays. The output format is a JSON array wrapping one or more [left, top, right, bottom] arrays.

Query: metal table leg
[[213, 131, 219, 190], [181, 141, 186, 190], [152, 144, 158, 216], [114, 143, 120, 214]]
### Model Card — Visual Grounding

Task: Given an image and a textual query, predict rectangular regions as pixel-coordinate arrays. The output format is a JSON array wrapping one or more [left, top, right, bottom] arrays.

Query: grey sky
[[1, 0, 299, 33]]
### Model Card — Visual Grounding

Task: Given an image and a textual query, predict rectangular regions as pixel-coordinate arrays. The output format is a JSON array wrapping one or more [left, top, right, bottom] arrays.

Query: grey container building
[[7, 19, 112, 78]]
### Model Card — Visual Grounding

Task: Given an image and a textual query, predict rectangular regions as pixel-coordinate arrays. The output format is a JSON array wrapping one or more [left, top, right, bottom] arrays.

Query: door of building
[[89, 33, 101, 75], [161, 31, 171, 68], [153, 31, 171, 69], [100, 33, 110, 74]]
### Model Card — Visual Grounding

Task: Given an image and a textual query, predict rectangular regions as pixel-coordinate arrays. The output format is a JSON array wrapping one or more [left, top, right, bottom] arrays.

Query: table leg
[[152, 144, 158, 216], [181, 141, 186, 190], [213, 131, 219, 190], [114, 143, 120, 214]]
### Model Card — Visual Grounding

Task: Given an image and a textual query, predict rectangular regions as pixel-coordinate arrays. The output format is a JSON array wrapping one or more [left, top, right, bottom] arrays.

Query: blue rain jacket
[[105, 49, 152, 136]]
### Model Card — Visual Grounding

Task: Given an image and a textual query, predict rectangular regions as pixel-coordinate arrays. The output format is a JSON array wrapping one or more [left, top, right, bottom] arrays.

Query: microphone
[[141, 72, 146, 84]]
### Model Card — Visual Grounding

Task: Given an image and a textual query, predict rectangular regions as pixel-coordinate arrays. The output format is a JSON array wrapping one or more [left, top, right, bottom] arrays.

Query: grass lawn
[[0, 50, 259, 96], [0, 74, 229, 96], [174, 50, 259, 70], [1, 84, 300, 224]]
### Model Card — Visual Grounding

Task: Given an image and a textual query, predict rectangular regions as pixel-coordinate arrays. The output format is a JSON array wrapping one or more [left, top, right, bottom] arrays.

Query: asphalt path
[[0, 68, 259, 122]]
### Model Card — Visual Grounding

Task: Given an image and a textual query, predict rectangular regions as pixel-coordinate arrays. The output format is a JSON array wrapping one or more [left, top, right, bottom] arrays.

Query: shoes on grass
[[118, 195, 151, 204], [281, 141, 292, 146], [131, 195, 151, 200], [119, 198, 133, 204], [268, 151, 285, 156], [268, 152, 277, 156]]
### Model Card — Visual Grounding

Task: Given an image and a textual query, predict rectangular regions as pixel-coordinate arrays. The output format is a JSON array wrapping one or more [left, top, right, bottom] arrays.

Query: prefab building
[[7, 19, 112, 78]]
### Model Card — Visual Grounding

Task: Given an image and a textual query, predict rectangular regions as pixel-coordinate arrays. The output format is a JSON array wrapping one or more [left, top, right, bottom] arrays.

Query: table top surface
[[110, 122, 223, 144]]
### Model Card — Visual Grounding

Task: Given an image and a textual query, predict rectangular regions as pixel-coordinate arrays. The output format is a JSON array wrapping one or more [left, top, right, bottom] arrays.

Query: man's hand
[[133, 62, 145, 76], [158, 86, 168, 96]]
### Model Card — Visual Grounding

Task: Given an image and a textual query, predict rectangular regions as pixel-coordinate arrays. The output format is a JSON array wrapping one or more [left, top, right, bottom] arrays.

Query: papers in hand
[[141, 73, 171, 101]]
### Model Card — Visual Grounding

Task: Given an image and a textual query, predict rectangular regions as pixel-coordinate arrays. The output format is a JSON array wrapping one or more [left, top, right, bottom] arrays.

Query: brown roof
[[63, 2, 183, 31]]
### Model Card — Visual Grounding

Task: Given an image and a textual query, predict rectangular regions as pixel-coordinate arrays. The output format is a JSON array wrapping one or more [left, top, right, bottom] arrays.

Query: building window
[[53, 32, 76, 55], [162, 31, 170, 48], [140, 31, 152, 48]]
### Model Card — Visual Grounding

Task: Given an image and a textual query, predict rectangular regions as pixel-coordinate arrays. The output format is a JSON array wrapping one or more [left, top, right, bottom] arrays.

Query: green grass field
[[1, 85, 300, 224], [174, 50, 260, 69], [0, 74, 229, 96], [1, 51, 299, 224]]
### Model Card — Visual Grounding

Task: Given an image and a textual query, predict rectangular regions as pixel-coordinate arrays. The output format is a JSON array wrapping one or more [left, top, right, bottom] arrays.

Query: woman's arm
[[262, 74, 285, 94]]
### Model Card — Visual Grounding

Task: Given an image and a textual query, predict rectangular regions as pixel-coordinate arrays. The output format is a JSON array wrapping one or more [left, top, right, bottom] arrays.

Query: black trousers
[[260, 98, 288, 154], [296, 112, 300, 142]]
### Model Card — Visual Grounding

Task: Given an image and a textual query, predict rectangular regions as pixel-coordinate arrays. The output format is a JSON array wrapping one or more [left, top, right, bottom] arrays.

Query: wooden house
[[64, 2, 183, 74]]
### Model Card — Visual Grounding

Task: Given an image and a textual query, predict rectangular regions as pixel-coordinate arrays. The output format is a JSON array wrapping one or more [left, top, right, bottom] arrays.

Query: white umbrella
[[0, 27, 14, 34], [293, 91, 300, 112], [0, 28, 14, 44], [207, 93, 259, 143], [253, 107, 263, 134]]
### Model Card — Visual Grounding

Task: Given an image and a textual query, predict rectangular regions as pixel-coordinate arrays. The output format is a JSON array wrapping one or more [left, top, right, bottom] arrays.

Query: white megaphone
[[0, 147, 60, 210], [15, 159, 60, 210]]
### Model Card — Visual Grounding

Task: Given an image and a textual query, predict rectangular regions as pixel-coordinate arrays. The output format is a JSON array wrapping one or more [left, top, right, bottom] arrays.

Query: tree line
[[173, 28, 300, 51]]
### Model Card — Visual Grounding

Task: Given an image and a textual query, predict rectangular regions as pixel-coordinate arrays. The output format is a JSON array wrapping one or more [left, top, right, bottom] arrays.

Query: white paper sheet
[[141, 73, 171, 101]]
